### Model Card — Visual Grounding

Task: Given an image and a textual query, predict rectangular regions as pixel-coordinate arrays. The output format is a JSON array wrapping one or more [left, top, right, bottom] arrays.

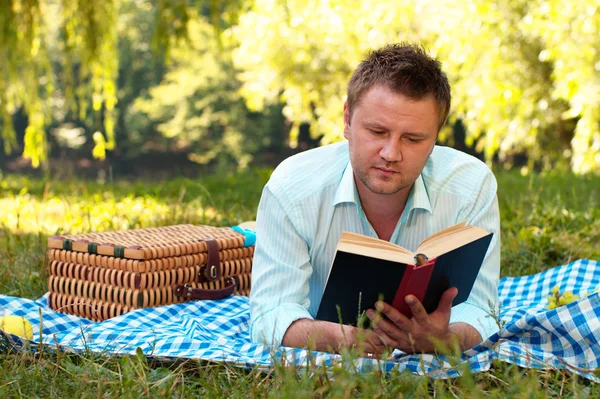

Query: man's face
[[344, 84, 439, 197]]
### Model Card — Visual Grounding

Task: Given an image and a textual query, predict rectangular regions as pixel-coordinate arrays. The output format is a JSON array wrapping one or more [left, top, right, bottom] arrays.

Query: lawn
[[0, 168, 599, 397]]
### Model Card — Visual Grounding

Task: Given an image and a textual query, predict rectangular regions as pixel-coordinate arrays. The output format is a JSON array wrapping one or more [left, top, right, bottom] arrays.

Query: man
[[249, 43, 500, 355]]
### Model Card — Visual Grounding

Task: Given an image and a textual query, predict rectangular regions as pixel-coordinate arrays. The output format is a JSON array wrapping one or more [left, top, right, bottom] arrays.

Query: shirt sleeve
[[451, 168, 501, 340], [249, 183, 314, 346], [449, 302, 499, 341]]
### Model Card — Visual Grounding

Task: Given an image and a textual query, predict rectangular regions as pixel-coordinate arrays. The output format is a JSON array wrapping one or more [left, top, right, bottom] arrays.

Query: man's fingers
[[406, 295, 429, 324], [350, 328, 385, 355], [358, 330, 394, 357], [370, 326, 401, 347], [436, 287, 458, 314], [367, 312, 399, 336], [366, 305, 414, 350], [371, 326, 417, 353], [367, 311, 414, 348], [373, 301, 412, 330]]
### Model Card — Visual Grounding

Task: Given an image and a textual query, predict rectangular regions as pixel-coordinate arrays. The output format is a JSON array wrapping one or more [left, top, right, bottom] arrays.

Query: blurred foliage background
[[0, 0, 599, 176]]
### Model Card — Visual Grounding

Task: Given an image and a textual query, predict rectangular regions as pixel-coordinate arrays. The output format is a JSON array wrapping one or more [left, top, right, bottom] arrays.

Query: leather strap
[[202, 238, 221, 282], [174, 277, 236, 300], [174, 237, 230, 301]]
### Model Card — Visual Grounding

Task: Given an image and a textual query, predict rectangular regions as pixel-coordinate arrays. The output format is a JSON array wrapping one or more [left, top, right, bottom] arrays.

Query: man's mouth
[[374, 167, 399, 174]]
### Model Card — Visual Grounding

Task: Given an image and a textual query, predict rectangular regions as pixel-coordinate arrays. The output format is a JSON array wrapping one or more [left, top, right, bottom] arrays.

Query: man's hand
[[339, 324, 388, 358], [282, 319, 387, 357], [365, 287, 482, 353]]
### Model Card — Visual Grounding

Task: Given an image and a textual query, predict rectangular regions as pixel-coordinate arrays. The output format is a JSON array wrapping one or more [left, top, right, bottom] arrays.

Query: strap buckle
[[226, 277, 236, 288], [202, 238, 221, 282], [184, 284, 193, 298]]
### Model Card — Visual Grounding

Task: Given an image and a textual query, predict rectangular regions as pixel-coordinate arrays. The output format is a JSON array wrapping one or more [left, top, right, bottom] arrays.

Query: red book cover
[[391, 258, 437, 318]]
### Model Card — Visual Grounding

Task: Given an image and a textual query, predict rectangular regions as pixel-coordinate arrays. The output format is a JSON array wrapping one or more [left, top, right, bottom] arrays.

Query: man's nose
[[379, 138, 402, 163]]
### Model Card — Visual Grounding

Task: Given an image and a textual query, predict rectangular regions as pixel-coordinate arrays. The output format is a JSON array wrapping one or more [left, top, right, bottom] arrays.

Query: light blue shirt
[[250, 141, 501, 347]]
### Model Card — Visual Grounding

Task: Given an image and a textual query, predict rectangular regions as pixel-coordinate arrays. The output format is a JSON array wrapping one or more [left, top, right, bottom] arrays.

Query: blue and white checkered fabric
[[1, 259, 599, 380]]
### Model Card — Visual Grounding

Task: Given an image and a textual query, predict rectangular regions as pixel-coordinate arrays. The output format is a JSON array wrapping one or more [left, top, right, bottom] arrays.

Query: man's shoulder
[[424, 146, 496, 195], [267, 141, 349, 202]]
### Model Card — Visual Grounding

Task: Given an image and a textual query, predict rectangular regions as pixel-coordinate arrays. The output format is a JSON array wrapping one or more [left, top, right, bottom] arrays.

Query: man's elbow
[[449, 322, 483, 351], [249, 303, 314, 347]]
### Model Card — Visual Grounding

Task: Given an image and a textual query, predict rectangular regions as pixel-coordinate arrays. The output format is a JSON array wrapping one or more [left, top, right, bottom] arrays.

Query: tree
[[129, 14, 285, 171], [1, 0, 121, 167], [0, 0, 240, 167], [231, 0, 600, 173], [2, 0, 598, 174], [521, 0, 600, 174]]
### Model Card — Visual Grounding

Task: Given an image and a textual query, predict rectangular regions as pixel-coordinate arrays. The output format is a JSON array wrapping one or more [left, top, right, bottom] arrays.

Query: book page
[[336, 222, 490, 265], [416, 224, 490, 259], [340, 232, 411, 252], [337, 232, 415, 264], [336, 241, 416, 264], [419, 221, 467, 244]]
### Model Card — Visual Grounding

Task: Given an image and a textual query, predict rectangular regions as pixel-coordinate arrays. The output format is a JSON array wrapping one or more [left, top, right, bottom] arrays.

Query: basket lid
[[48, 224, 247, 260]]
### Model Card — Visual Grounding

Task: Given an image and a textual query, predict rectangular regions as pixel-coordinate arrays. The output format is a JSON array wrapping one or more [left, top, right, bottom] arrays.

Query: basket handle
[[174, 277, 236, 301]]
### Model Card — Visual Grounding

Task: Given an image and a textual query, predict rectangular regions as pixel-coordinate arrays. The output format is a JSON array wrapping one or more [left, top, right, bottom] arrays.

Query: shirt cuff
[[250, 303, 313, 347], [449, 302, 499, 341]]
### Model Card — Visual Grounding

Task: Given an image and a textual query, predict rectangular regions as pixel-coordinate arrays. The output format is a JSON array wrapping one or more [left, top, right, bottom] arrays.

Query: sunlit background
[[0, 0, 599, 237], [1, 3, 599, 394]]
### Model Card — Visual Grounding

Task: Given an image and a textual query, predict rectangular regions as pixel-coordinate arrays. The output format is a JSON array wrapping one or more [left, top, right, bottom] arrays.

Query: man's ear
[[343, 102, 350, 140]]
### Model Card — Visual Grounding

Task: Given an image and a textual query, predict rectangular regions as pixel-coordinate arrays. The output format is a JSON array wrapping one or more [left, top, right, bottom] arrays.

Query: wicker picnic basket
[[46, 224, 254, 321]]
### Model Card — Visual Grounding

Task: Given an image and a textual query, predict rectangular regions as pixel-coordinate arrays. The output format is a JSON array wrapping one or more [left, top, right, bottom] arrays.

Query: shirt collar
[[410, 173, 433, 214], [332, 161, 357, 206], [332, 162, 433, 215]]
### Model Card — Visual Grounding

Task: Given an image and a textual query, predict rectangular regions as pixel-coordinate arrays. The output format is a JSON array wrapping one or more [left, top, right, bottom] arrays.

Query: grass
[[0, 168, 599, 397]]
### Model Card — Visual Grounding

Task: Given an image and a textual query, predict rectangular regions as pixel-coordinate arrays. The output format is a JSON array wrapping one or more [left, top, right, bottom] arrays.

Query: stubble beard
[[355, 167, 411, 196]]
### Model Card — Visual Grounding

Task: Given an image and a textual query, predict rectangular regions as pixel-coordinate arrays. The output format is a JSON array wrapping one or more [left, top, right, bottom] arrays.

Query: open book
[[315, 222, 493, 325]]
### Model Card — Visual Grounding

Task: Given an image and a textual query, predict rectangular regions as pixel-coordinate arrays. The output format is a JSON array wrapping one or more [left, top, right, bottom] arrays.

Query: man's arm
[[250, 182, 318, 346], [448, 322, 483, 350], [250, 182, 388, 354], [283, 319, 386, 355]]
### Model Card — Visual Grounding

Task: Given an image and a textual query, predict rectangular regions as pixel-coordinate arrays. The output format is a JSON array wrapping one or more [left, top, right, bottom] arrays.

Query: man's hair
[[347, 43, 451, 131]]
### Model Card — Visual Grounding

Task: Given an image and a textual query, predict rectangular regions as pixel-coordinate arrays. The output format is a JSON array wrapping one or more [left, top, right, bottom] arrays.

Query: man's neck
[[356, 181, 412, 241]]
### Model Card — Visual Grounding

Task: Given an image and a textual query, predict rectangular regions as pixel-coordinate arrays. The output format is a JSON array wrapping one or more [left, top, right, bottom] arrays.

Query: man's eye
[[406, 137, 423, 143], [369, 130, 385, 135]]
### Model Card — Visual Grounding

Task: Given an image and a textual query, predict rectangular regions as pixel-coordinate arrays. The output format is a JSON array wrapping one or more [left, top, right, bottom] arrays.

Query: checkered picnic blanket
[[1, 259, 599, 380]]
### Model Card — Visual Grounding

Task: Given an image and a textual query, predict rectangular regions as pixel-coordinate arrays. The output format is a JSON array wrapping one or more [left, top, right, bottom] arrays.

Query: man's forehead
[[350, 85, 441, 130]]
